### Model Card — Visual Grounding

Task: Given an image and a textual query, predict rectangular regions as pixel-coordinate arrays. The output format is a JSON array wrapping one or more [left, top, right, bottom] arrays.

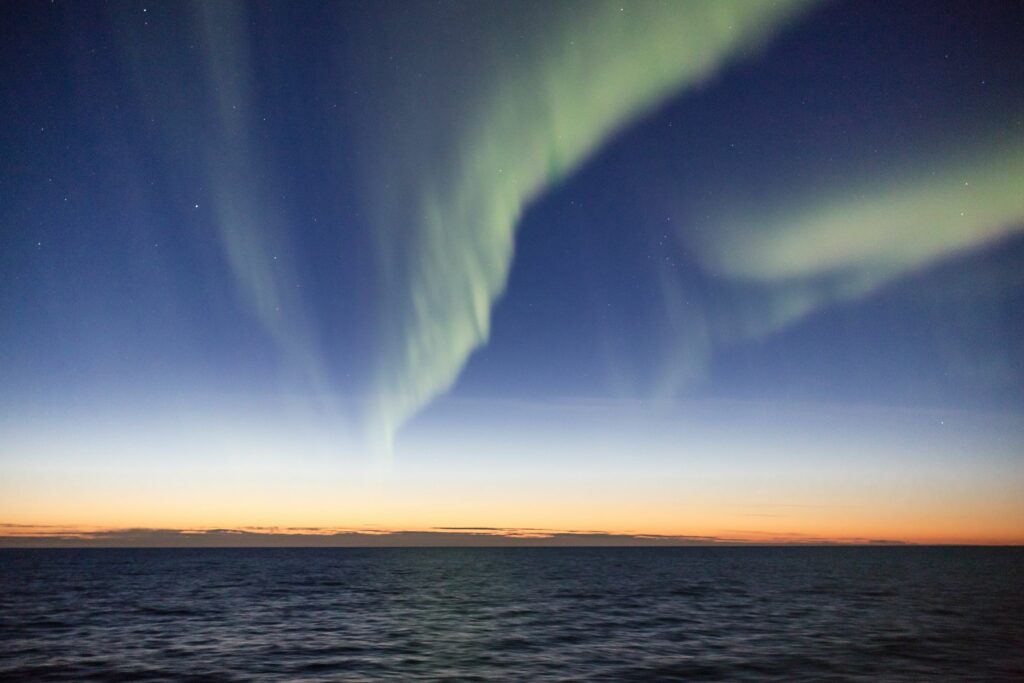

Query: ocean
[[1, 547, 1021, 681]]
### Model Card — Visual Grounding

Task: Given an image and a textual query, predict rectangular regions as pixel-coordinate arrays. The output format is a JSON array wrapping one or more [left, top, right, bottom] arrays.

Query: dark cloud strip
[[0, 526, 913, 548]]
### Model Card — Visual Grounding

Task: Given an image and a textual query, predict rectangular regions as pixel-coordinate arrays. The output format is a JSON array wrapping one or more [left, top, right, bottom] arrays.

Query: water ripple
[[1, 547, 1022, 681]]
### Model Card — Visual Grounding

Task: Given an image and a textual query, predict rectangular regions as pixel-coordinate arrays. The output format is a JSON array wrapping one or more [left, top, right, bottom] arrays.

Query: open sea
[[1, 547, 1022, 681]]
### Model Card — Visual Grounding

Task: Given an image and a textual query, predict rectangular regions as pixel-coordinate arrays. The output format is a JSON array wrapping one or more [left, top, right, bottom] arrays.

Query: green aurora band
[[127, 2, 1022, 454], [361, 0, 815, 451], [693, 134, 1024, 343]]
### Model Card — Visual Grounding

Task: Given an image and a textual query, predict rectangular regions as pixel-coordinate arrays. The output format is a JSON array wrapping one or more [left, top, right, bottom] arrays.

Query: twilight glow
[[1, 0, 1022, 546]]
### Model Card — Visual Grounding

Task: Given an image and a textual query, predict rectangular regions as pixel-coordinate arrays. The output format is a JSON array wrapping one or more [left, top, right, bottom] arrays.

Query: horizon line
[[2, 524, 1020, 548]]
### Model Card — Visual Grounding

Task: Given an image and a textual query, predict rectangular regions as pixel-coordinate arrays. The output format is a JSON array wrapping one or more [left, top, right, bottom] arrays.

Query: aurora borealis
[[355, 0, 813, 448], [1, 0, 1023, 545]]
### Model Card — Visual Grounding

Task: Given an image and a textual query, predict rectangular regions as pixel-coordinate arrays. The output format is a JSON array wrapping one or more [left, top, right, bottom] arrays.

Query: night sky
[[2, 0, 1022, 545]]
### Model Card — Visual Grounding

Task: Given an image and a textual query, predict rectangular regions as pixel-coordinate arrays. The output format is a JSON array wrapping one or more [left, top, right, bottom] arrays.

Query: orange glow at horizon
[[3, 399, 1021, 547], [4, 474, 1022, 545]]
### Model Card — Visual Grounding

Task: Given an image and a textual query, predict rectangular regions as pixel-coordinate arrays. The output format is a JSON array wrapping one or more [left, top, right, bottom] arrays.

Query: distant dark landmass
[[0, 525, 918, 548]]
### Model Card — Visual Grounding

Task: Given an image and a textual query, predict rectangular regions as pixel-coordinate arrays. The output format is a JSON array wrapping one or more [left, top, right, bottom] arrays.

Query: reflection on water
[[1, 547, 1022, 681]]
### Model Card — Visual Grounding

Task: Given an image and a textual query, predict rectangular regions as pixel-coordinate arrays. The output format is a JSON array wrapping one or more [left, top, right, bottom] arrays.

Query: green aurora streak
[[693, 134, 1024, 343], [361, 0, 815, 450]]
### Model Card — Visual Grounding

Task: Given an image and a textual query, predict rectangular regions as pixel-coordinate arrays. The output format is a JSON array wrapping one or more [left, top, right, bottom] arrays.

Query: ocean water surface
[[1, 547, 1022, 681]]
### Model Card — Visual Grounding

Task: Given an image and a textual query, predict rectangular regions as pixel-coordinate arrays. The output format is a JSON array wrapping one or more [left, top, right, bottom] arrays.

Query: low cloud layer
[[0, 524, 911, 548]]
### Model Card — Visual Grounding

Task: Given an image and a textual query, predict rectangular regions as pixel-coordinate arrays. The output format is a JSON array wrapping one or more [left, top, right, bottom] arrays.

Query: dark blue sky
[[3, 0, 1022, 413], [1, 0, 1022, 541], [433, 0, 1024, 412]]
